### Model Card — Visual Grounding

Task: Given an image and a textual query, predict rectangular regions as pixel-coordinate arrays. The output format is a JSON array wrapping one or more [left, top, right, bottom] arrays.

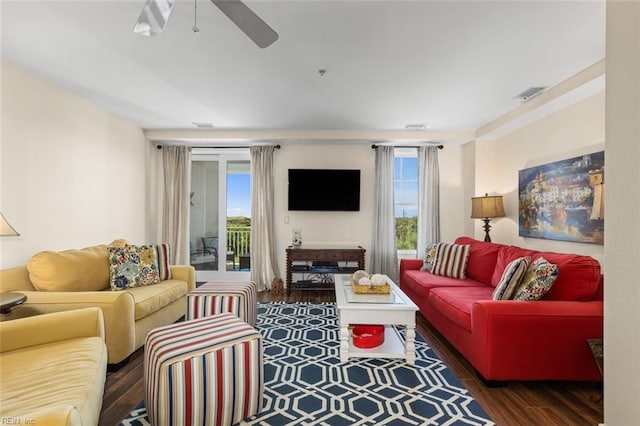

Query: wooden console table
[[286, 246, 366, 296]]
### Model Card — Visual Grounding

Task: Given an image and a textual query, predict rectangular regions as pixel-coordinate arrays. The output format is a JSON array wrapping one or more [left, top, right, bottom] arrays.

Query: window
[[394, 149, 418, 256]]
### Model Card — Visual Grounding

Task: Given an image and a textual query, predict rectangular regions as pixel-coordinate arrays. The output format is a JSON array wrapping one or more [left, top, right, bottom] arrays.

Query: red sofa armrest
[[470, 300, 603, 381], [400, 259, 423, 276]]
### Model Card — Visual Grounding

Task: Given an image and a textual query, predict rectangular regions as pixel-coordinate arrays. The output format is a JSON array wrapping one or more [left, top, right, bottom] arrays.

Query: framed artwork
[[518, 151, 604, 245]]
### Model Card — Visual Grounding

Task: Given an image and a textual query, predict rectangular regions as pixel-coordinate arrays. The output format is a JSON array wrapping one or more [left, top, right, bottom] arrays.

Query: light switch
[[284, 216, 290, 224]]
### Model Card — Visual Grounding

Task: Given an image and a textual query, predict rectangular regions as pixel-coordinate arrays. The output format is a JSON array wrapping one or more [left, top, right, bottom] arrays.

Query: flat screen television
[[288, 169, 361, 211]]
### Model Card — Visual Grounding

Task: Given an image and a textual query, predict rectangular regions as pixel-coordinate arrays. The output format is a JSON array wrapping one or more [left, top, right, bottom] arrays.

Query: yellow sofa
[[0, 308, 108, 425], [0, 244, 196, 365]]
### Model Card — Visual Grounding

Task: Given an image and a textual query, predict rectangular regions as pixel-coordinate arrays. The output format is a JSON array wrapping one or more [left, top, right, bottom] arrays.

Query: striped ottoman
[[144, 313, 263, 426], [187, 281, 257, 326]]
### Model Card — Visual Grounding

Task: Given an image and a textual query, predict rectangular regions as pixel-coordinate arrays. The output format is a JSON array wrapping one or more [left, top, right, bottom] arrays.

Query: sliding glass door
[[190, 149, 251, 281]]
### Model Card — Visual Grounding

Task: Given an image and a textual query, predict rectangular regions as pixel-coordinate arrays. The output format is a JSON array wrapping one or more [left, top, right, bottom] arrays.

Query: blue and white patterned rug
[[120, 302, 494, 425]]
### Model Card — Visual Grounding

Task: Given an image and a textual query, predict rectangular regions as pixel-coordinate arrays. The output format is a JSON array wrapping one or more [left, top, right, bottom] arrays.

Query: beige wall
[[604, 1, 640, 423], [0, 61, 148, 268], [471, 92, 605, 266], [438, 144, 467, 244], [272, 143, 466, 277], [462, 142, 476, 237]]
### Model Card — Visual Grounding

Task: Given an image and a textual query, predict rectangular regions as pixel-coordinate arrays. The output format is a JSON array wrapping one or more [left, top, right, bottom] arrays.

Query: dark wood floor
[[99, 290, 603, 426]]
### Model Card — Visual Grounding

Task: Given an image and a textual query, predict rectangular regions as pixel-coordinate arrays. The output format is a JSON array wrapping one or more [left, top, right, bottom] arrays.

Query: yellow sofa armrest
[[11, 290, 135, 364], [0, 265, 35, 292], [0, 307, 104, 353], [16, 405, 82, 426], [170, 265, 196, 292], [16, 406, 82, 426]]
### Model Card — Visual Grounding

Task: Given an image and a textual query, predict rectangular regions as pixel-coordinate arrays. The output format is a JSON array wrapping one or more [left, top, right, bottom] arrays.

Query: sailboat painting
[[518, 151, 605, 245]]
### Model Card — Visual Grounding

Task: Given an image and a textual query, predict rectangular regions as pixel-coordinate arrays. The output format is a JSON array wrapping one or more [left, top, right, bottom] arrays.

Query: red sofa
[[400, 236, 603, 382]]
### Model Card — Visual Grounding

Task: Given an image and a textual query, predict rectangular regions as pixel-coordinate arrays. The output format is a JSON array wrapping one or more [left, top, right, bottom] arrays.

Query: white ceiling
[[1, 0, 605, 140]]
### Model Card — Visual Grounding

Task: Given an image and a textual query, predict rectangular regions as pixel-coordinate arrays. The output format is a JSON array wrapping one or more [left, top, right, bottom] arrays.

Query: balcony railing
[[227, 226, 251, 259]]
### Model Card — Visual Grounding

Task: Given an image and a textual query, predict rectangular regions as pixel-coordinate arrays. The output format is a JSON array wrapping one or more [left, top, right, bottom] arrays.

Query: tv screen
[[288, 169, 361, 211]]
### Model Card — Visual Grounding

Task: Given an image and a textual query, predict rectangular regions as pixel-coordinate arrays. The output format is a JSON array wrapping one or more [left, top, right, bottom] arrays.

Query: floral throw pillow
[[492, 256, 531, 300], [108, 245, 160, 291], [513, 257, 559, 300], [420, 243, 439, 272]]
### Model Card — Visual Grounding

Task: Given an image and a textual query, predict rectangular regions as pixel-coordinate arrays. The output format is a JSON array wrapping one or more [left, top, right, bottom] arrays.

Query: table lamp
[[470, 194, 505, 242]]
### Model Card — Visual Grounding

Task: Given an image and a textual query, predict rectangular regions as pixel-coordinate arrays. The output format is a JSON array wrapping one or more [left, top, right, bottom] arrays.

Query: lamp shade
[[471, 194, 505, 219], [0, 212, 20, 236]]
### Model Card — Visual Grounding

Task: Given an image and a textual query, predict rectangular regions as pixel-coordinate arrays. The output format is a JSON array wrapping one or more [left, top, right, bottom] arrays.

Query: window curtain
[[370, 146, 398, 281], [417, 146, 441, 257], [250, 146, 280, 291], [162, 146, 191, 265]]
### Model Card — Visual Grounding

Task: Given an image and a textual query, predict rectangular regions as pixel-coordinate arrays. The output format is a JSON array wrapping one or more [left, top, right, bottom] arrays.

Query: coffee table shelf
[[334, 274, 418, 365], [348, 326, 406, 360]]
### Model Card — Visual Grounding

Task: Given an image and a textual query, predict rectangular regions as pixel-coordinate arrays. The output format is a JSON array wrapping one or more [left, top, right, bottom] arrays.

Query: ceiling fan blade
[[133, 0, 175, 36], [211, 0, 278, 48]]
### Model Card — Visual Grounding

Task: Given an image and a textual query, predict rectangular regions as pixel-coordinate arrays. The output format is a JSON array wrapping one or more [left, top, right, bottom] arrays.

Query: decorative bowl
[[352, 324, 385, 348]]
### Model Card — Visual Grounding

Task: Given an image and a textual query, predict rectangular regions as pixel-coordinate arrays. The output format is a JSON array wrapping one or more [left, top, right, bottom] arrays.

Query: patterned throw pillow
[[420, 243, 439, 272], [431, 243, 471, 279], [108, 245, 160, 291], [153, 243, 171, 280], [513, 257, 559, 300], [492, 256, 531, 300]]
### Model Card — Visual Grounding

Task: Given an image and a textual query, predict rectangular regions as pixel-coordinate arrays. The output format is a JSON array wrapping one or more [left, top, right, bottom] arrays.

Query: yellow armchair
[[0, 308, 108, 426]]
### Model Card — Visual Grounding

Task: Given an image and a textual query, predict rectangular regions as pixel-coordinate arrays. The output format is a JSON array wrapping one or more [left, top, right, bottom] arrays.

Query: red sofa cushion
[[429, 286, 494, 331], [490, 246, 537, 286], [454, 237, 503, 285], [402, 270, 485, 298], [491, 246, 601, 301], [535, 251, 601, 301]]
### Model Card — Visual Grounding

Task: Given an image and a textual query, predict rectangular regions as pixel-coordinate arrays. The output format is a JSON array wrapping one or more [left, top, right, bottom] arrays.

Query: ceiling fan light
[[133, 0, 175, 36], [133, 22, 152, 36]]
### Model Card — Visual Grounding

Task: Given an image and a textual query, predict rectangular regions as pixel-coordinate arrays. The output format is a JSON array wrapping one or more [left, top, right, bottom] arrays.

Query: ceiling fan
[[133, 0, 278, 48]]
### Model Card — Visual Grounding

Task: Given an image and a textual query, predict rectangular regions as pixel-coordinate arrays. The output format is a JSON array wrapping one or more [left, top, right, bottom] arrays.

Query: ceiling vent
[[193, 122, 215, 128], [405, 123, 427, 130], [515, 87, 546, 103]]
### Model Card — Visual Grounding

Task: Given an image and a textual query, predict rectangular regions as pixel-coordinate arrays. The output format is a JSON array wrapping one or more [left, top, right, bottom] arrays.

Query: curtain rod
[[371, 144, 444, 150], [156, 144, 281, 150]]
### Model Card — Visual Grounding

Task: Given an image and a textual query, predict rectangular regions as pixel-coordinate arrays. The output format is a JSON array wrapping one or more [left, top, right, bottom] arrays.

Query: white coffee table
[[334, 274, 418, 365]]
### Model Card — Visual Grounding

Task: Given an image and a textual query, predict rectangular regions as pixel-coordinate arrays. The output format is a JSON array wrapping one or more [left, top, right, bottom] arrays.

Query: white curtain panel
[[162, 146, 191, 265], [370, 146, 398, 281], [250, 146, 281, 291], [417, 146, 441, 257]]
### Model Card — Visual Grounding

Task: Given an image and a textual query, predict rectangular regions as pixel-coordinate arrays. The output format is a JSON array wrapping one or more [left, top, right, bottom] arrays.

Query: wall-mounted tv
[[288, 169, 361, 211]]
